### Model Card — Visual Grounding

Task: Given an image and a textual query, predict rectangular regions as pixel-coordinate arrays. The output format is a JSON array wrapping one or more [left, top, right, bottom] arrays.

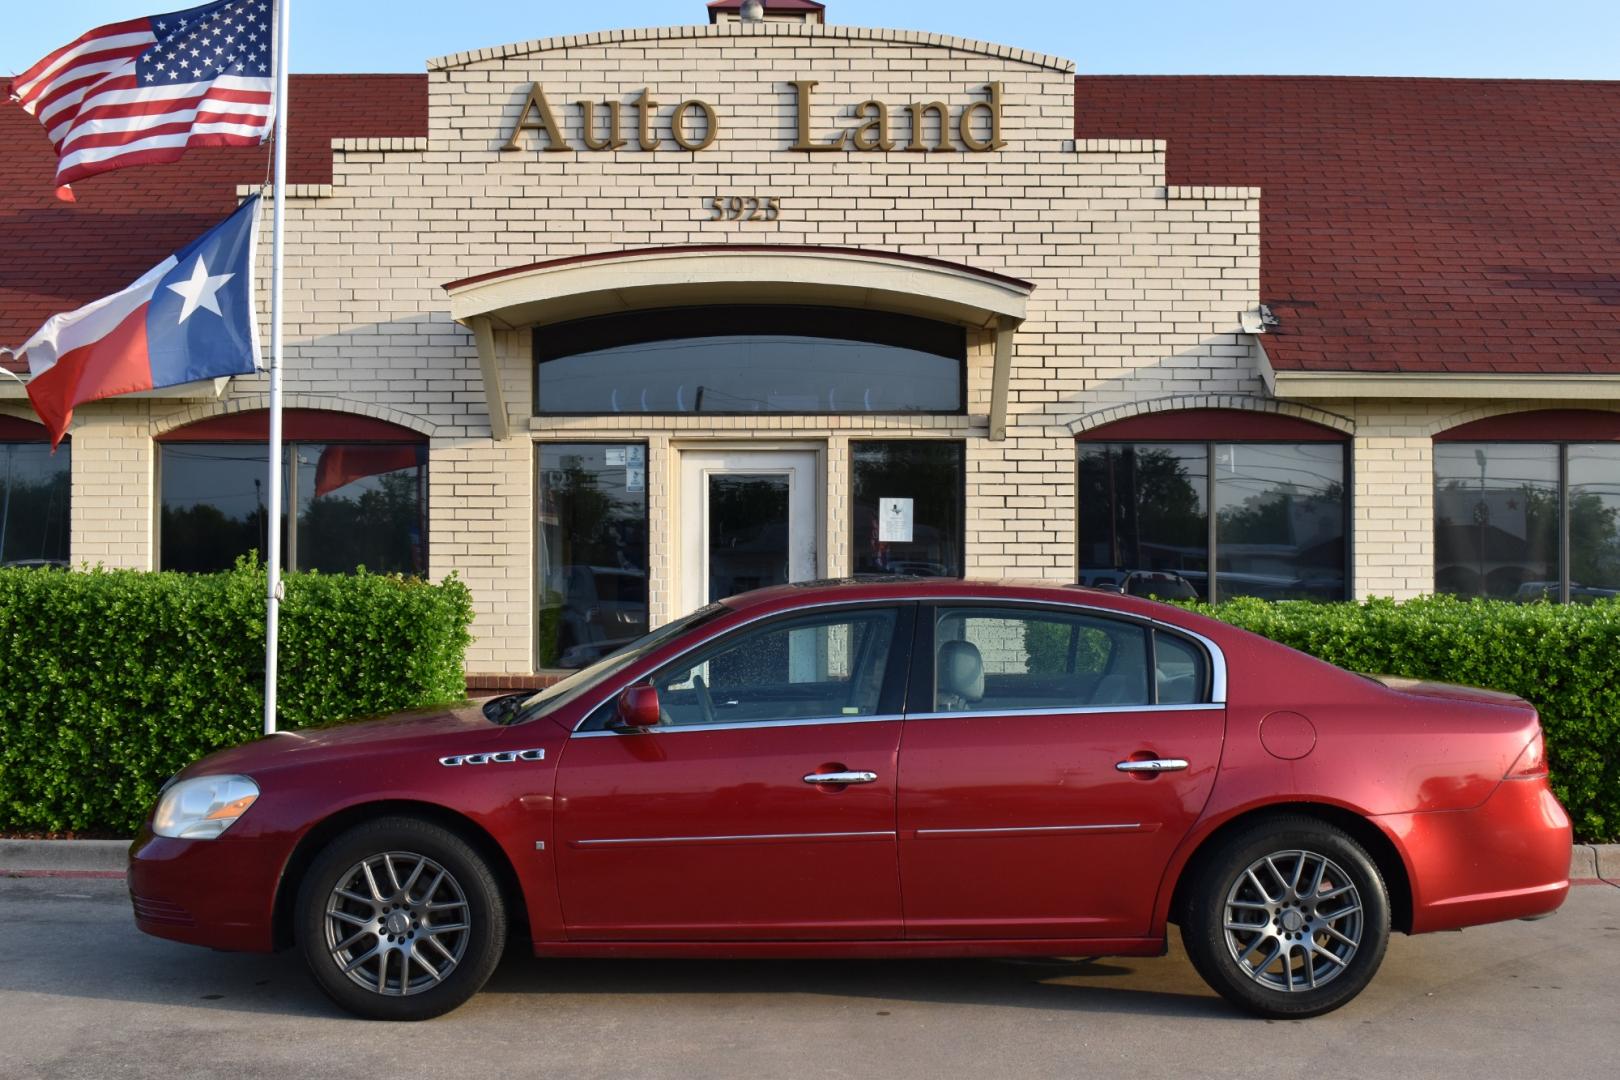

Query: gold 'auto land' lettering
[[502, 81, 1006, 154]]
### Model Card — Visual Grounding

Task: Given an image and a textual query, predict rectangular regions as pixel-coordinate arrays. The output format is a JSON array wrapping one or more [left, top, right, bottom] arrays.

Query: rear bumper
[[1378, 778, 1572, 934], [127, 828, 284, 952]]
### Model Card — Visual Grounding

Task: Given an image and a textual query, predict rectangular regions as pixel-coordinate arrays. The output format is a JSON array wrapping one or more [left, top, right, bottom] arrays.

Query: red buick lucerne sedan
[[128, 579, 1571, 1021]]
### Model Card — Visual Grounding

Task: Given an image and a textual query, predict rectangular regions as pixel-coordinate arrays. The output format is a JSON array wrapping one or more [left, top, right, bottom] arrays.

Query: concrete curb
[[1574, 842, 1620, 884], [3, 837, 1618, 885], [0, 839, 129, 873]]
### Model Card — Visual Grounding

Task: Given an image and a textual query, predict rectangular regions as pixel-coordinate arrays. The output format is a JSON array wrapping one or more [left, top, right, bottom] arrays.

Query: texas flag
[[12, 195, 262, 447]]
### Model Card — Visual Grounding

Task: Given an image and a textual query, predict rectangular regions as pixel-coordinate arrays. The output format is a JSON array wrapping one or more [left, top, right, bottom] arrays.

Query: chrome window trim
[[904, 702, 1224, 722], [571, 713, 903, 738], [575, 830, 895, 846], [569, 593, 1228, 733], [915, 823, 1143, 837], [1149, 618, 1228, 703]]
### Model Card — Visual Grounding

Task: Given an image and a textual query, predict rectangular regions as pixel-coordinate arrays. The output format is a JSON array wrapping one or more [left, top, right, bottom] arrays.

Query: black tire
[[295, 816, 508, 1021], [1180, 815, 1390, 1019]]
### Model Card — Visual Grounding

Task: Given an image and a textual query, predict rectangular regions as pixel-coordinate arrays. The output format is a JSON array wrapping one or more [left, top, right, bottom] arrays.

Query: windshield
[[514, 603, 728, 722]]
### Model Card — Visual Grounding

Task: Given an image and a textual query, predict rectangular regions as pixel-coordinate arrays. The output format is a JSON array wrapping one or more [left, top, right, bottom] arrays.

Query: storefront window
[[0, 433, 70, 568], [1569, 445, 1620, 599], [1214, 443, 1347, 601], [536, 443, 649, 669], [1435, 440, 1620, 603], [851, 441, 965, 578], [535, 306, 964, 415], [160, 443, 288, 573], [158, 411, 427, 575], [1077, 444, 1208, 598], [1078, 440, 1348, 602], [160, 441, 427, 575], [1434, 444, 1559, 600]]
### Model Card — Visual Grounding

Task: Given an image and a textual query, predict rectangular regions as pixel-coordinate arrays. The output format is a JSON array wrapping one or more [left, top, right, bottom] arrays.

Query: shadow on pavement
[[475, 948, 1229, 1020], [0, 875, 1225, 1022]]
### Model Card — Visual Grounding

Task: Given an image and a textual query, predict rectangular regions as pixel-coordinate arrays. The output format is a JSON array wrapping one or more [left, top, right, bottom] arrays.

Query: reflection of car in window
[[1077, 570, 1125, 592], [1515, 580, 1620, 603], [540, 565, 649, 668], [1122, 570, 1199, 602]]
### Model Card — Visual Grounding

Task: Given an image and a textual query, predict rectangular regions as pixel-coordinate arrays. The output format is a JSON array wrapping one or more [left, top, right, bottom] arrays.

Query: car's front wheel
[[295, 816, 507, 1020], [1181, 815, 1390, 1018]]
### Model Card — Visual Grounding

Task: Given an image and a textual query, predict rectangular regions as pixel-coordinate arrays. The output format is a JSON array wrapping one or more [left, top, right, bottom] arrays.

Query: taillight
[[1505, 728, 1548, 779]]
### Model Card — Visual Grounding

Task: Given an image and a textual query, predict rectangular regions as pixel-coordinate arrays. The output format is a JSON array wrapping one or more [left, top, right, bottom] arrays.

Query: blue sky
[[6, 1, 1620, 79]]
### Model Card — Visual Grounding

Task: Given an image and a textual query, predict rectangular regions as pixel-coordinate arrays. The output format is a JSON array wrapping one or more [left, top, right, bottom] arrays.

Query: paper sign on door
[[878, 498, 914, 543]]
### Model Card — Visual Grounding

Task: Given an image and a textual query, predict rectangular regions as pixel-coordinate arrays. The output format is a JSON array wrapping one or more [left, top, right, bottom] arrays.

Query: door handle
[[803, 770, 878, 785], [1115, 758, 1189, 773]]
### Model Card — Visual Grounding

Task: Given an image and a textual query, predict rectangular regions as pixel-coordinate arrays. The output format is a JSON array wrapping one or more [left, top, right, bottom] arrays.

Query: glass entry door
[[680, 450, 818, 609]]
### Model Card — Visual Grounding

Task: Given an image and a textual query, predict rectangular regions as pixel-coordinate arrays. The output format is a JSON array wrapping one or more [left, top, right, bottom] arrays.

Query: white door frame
[[677, 447, 821, 615]]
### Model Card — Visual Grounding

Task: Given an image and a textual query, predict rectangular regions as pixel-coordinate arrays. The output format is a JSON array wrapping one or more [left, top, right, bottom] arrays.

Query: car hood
[[1365, 675, 1530, 710], [177, 701, 495, 778]]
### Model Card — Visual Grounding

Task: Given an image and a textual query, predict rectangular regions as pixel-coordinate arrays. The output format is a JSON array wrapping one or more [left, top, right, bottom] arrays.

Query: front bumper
[[1379, 777, 1573, 934], [127, 828, 285, 952]]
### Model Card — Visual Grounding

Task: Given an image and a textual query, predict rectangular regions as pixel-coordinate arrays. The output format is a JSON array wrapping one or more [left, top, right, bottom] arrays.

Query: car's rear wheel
[[295, 816, 507, 1020], [1181, 816, 1390, 1018]]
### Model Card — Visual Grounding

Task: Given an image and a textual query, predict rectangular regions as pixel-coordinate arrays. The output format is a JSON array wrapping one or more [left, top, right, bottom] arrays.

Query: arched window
[[1433, 410, 1620, 603], [534, 306, 965, 415], [157, 410, 427, 575], [0, 414, 69, 568], [1076, 409, 1350, 602]]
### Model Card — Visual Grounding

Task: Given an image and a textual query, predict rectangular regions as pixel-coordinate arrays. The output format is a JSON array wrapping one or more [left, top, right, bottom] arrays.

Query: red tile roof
[[0, 74, 426, 363], [1077, 76, 1620, 374], [5, 71, 1616, 379]]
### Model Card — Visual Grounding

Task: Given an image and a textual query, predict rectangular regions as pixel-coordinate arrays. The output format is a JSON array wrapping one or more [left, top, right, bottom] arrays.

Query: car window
[[1154, 630, 1209, 704], [649, 608, 900, 727], [932, 606, 1150, 712]]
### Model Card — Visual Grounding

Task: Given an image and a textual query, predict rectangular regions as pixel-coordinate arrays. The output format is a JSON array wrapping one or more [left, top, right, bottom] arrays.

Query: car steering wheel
[[692, 675, 717, 725]]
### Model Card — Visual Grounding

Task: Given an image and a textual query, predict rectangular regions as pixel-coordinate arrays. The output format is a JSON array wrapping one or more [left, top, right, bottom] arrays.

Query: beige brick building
[[5, 2, 1620, 682]]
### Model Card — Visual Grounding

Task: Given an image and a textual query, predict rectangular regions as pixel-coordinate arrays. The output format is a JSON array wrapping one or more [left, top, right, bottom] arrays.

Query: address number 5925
[[709, 196, 781, 222]]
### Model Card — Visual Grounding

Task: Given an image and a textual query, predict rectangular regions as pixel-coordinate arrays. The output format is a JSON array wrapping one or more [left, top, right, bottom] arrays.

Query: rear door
[[555, 603, 913, 940], [896, 602, 1224, 939]]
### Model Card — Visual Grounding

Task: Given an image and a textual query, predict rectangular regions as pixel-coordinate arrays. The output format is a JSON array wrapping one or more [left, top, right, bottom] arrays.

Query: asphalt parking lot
[[1, 876, 1616, 1080]]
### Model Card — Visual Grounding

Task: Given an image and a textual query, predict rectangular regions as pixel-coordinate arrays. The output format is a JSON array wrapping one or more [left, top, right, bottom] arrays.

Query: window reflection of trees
[[159, 443, 426, 575], [1078, 441, 1349, 601], [1435, 442, 1620, 601], [535, 446, 649, 670], [0, 443, 70, 567]]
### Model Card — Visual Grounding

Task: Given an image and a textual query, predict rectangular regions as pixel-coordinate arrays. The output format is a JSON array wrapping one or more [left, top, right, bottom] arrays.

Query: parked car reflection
[[540, 565, 649, 669]]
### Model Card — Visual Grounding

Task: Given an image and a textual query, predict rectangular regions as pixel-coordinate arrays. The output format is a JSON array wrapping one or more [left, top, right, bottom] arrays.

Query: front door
[[680, 449, 818, 609], [554, 604, 912, 940]]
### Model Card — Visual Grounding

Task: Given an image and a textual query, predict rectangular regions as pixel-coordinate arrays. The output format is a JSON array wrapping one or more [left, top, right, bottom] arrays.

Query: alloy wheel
[[323, 850, 472, 997], [1221, 848, 1364, 993]]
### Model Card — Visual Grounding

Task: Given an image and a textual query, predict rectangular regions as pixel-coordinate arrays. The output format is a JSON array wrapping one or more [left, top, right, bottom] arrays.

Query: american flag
[[10, 1, 276, 191]]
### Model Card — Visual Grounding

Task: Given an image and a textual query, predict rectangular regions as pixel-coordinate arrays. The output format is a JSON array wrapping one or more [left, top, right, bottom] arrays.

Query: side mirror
[[613, 685, 661, 730]]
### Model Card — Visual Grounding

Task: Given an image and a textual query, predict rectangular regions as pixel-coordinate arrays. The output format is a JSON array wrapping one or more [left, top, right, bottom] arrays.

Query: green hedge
[[0, 561, 473, 834], [1189, 595, 1620, 842]]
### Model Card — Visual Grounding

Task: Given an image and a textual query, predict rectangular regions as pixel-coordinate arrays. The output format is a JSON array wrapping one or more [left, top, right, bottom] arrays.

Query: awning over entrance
[[442, 245, 1034, 440]]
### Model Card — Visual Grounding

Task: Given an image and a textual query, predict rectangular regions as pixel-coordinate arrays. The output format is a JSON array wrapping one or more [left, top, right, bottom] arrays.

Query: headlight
[[152, 775, 260, 839]]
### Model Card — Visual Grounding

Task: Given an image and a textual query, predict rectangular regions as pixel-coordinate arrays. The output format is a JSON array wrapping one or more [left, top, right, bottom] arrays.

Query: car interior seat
[[936, 639, 984, 711]]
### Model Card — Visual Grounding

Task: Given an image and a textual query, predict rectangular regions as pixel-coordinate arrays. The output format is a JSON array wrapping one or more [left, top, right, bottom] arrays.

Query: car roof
[[719, 576, 1188, 623]]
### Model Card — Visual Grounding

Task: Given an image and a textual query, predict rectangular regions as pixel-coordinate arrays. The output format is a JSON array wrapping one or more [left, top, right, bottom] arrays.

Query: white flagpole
[[264, 0, 291, 736]]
